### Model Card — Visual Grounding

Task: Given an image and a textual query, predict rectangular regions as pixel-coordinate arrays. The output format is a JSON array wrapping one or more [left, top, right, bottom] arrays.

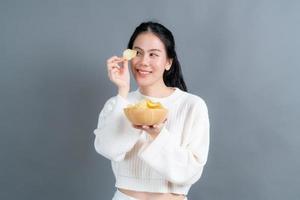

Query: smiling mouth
[[136, 69, 152, 75]]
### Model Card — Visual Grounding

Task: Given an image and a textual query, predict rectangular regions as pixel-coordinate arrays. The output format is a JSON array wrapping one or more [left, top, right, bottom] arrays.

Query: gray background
[[1, 0, 299, 199]]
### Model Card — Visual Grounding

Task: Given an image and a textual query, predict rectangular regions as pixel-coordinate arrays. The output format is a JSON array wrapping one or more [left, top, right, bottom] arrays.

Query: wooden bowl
[[123, 107, 168, 126]]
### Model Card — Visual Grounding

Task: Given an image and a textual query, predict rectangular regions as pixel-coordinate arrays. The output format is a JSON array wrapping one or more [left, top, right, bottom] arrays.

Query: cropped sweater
[[93, 87, 210, 195]]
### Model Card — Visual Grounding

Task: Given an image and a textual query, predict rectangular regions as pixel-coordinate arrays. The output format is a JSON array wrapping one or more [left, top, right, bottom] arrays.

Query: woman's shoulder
[[179, 90, 208, 110], [104, 90, 139, 102]]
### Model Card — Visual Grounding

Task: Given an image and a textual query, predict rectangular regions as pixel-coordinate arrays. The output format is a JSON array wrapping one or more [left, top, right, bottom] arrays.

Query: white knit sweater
[[93, 88, 209, 195]]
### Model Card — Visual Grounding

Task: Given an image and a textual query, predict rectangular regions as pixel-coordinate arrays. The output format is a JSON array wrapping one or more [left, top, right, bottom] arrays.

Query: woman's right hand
[[106, 56, 130, 98]]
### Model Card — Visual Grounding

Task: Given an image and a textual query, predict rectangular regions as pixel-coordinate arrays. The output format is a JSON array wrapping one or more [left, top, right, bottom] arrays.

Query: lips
[[136, 69, 152, 75]]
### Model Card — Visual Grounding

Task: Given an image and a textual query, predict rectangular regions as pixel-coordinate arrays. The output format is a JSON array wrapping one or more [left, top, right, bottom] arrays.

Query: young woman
[[94, 21, 210, 200]]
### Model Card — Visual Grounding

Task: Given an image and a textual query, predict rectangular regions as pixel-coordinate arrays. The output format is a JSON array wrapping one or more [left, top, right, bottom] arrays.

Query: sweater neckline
[[135, 87, 183, 103]]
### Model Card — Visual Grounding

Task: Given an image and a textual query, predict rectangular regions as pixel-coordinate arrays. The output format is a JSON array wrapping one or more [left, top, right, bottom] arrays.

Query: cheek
[[130, 59, 139, 68], [130, 57, 166, 72], [153, 59, 167, 71]]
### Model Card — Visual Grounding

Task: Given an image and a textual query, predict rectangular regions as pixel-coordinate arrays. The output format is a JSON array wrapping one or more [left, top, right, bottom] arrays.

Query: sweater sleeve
[[93, 95, 142, 162], [138, 100, 210, 185]]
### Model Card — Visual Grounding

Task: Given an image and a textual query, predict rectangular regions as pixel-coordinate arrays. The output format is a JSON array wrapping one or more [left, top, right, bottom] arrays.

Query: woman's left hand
[[132, 120, 166, 139]]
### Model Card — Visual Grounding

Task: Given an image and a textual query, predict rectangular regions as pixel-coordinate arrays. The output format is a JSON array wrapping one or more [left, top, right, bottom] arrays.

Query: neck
[[139, 83, 175, 98]]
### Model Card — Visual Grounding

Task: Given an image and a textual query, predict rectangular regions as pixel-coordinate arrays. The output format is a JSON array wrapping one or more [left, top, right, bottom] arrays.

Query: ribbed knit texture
[[94, 88, 210, 195]]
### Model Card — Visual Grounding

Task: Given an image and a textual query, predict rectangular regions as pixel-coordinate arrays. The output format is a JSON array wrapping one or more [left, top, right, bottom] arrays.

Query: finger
[[142, 125, 149, 129], [132, 124, 140, 129], [107, 56, 118, 64], [132, 124, 142, 129], [108, 67, 119, 78], [107, 57, 124, 70], [111, 70, 122, 81], [123, 59, 128, 71], [107, 63, 121, 72], [133, 126, 147, 132], [107, 57, 121, 70], [107, 56, 123, 64], [108, 68, 122, 81], [108, 68, 120, 78], [110, 67, 122, 78], [109, 58, 125, 67], [153, 123, 164, 130], [110, 68, 120, 74]]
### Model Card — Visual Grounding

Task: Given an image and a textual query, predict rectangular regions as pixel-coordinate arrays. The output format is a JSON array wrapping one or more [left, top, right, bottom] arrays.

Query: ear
[[165, 58, 173, 71]]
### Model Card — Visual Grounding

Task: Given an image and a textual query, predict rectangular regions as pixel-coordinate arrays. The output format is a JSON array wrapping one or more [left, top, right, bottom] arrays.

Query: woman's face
[[130, 32, 172, 88]]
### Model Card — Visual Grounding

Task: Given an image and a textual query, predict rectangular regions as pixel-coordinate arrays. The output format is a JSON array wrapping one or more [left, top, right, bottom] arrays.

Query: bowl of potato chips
[[123, 99, 168, 126]]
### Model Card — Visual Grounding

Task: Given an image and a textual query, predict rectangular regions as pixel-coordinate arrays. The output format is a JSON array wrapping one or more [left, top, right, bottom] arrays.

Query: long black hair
[[127, 21, 188, 92]]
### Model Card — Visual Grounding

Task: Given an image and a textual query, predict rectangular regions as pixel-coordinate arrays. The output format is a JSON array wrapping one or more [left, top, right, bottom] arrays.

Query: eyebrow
[[133, 46, 162, 52]]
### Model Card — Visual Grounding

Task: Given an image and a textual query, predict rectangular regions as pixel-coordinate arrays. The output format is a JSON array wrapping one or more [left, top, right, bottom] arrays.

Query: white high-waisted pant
[[112, 190, 138, 200], [112, 190, 188, 200]]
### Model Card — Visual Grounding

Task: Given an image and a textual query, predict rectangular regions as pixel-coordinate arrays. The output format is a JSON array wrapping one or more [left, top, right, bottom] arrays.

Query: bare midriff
[[118, 188, 186, 200]]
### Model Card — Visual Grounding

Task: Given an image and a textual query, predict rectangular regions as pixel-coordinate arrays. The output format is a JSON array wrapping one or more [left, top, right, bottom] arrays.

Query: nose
[[140, 55, 150, 66]]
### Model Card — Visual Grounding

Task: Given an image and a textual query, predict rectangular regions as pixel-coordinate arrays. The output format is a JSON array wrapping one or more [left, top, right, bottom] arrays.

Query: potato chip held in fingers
[[123, 49, 137, 60]]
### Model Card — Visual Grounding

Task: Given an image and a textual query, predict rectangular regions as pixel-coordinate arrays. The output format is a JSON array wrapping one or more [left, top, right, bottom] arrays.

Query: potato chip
[[127, 99, 164, 109], [124, 99, 168, 125], [123, 49, 137, 60], [146, 100, 163, 109]]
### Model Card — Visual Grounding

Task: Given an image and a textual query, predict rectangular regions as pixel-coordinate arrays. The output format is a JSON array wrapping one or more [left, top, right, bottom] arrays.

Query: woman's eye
[[150, 53, 158, 57], [136, 51, 142, 56]]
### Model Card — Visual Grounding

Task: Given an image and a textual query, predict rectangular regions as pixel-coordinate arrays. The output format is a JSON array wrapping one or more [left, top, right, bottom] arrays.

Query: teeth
[[138, 70, 151, 75], [139, 71, 150, 74]]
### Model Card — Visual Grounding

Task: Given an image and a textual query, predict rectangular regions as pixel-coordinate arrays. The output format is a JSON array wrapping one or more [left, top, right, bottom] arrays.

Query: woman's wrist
[[118, 87, 129, 98]]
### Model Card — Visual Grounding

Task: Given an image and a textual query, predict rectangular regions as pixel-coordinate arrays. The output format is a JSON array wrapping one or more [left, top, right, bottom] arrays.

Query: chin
[[136, 81, 151, 88], [135, 79, 153, 88]]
